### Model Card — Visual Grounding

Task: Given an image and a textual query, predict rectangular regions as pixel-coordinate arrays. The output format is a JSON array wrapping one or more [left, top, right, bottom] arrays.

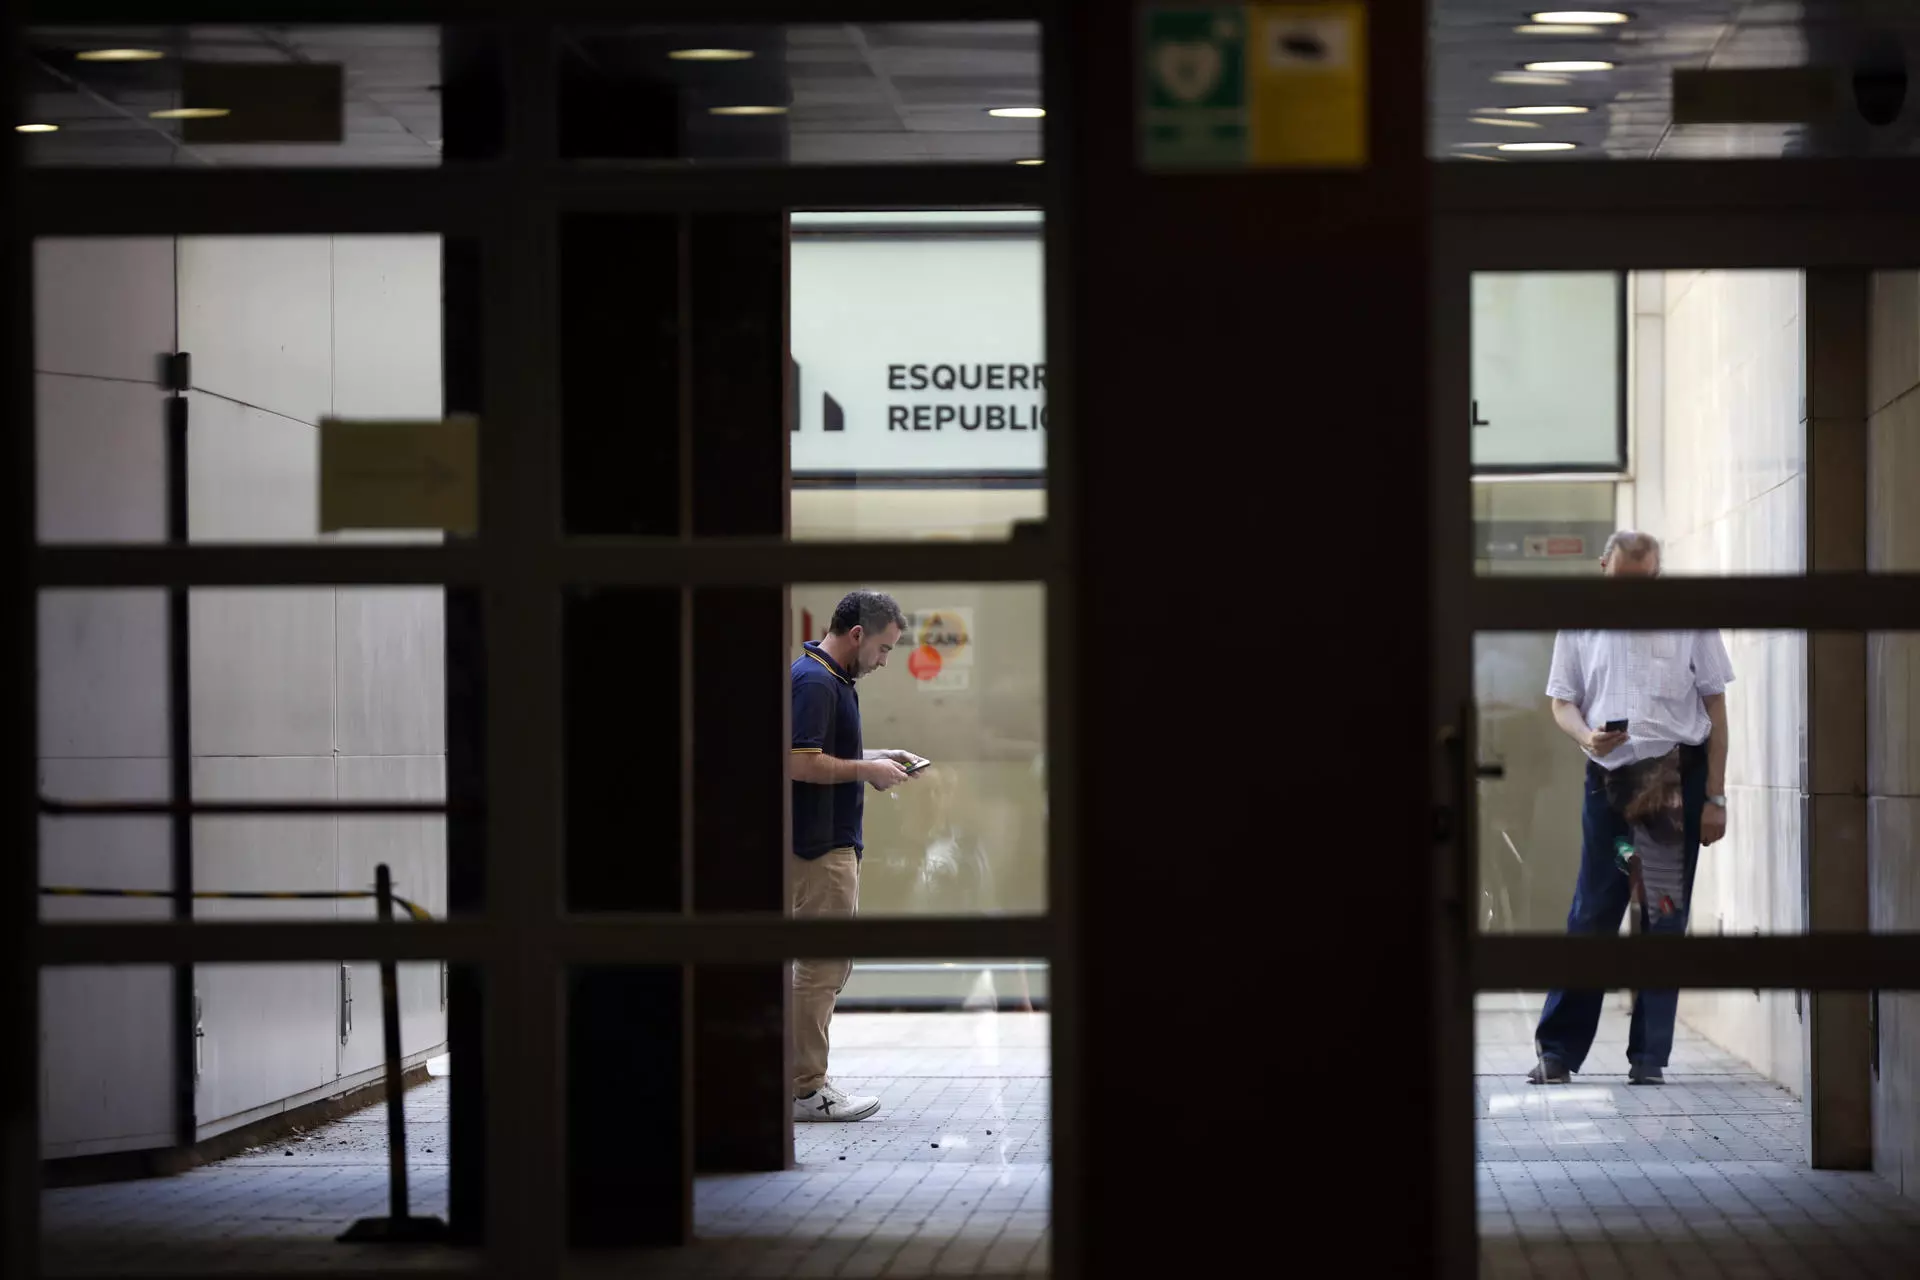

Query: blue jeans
[[1533, 744, 1707, 1072]]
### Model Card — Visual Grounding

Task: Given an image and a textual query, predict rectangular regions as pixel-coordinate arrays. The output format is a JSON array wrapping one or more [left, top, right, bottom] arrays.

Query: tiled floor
[[42, 1013, 1050, 1277], [1477, 998, 1920, 1278], [45, 1003, 1920, 1277]]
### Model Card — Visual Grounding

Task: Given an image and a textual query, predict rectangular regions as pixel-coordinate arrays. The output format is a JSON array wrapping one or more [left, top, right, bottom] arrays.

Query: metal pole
[[339, 863, 448, 1243], [377, 864, 409, 1223]]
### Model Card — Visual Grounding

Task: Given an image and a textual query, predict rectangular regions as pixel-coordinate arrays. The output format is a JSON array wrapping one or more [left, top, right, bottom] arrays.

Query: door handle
[[1477, 761, 1505, 780]]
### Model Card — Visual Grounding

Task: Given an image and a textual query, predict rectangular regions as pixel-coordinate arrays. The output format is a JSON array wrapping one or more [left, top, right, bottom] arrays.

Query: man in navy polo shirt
[[790, 589, 925, 1122]]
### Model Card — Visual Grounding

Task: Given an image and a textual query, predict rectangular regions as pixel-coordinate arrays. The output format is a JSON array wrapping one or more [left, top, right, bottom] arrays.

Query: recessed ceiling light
[[668, 48, 754, 62], [75, 48, 165, 62], [1503, 105, 1591, 115], [987, 107, 1046, 119], [1472, 116, 1543, 129], [15, 122, 59, 133], [1531, 10, 1632, 22], [708, 105, 786, 116], [1494, 72, 1572, 86], [1498, 141, 1579, 151], [1515, 23, 1604, 35], [1523, 61, 1615, 72], [1014, 157, 1045, 165], [149, 107, 231, 120]]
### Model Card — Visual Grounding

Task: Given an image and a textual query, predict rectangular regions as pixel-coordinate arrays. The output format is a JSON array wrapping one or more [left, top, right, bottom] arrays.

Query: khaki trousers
[[791, 847, 859, 1096]]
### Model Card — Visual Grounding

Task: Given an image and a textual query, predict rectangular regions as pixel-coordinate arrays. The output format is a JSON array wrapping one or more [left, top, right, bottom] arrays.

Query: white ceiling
[[19, 9, 1920, 168], [18, 22, 1042, 168], [1433, 1, 1920, 161]]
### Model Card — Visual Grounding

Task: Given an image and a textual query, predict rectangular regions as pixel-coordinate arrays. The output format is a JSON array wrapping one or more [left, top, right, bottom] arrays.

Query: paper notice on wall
[[903, 607, 973, 693], [319, 415, 477, 534]]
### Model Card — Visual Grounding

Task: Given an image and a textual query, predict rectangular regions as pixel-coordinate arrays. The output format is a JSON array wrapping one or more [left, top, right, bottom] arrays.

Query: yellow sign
[[319, 415, 478, 534], [1247, 3, 1367, 168]]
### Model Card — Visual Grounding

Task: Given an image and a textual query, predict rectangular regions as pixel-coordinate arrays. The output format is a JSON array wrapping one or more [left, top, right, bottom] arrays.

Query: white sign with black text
[[790, 235, 1046, 476], [1471, 271, 1621, 471]]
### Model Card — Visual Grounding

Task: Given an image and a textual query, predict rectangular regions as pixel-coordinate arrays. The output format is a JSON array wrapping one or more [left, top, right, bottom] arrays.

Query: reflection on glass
[[1470, 269, 1805, 577], [22, 27, 445, 167], [560, 24, 1042, 165], [1476, 990, 1920, 1276], [36, 235, 455, 546], [1477, 626, 1804, 938], [790, 211, 1046, 542], [791, 585, 1045, 918]]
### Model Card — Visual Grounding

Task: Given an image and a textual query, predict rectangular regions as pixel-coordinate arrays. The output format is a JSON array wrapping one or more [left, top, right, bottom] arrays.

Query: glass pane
[[42, 962, 456, 1274], [791, 212, 1046, 540], [791, 584, 1047, 917], [39, 588, 454, 921], [558, 23, 1043, 165], [1470, 269, 1804, 576], [1433, 3, 1916, 162], [1476, 626, 1920, 938], [1478, 990, 1920, 1277], [23, 26, 457, 167], [36, 234, 469, 545], [1477, 628, 1806, 937]]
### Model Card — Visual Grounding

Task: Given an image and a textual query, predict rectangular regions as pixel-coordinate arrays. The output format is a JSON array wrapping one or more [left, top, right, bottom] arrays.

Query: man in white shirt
[[1528, 531, 1734, 1086]]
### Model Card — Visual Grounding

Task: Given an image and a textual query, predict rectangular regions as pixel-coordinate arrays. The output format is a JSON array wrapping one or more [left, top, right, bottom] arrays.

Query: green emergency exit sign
[[1142, 4, 1369, 171], [1141, 8, 1249, 168]]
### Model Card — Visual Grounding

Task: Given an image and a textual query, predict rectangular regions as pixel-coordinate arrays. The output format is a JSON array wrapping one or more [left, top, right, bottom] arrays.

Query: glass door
[[1432, 160, 1920, 1278]]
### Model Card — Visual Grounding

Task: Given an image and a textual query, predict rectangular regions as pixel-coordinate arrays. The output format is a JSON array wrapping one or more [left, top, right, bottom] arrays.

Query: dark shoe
[[1628, 1063, 1664, 1085], [1527, 1055, 1570, 1084]]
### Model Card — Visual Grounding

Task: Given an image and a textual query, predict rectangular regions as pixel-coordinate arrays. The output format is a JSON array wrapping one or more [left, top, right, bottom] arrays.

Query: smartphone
[[903, 758, 934, 776], [1604, 719, 1629, 734]]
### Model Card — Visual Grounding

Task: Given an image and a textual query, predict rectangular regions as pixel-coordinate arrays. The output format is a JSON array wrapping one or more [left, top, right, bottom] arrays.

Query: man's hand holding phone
[[862, 750, 929, 792], [1588, 718, 1629, 759]]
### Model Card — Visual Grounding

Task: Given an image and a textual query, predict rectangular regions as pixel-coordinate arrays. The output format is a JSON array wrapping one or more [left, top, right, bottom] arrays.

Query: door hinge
[[192, 990, 205, 1084], [161, 351, 191, 393], [439, 961, 448, 1012], [339, 963, 353, 1045]]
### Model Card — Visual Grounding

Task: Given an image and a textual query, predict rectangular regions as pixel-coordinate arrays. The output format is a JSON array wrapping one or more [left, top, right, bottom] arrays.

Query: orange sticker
[[907, 645, 944, 681]]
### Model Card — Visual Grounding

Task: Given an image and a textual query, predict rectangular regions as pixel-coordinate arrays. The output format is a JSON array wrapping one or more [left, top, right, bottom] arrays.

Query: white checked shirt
[[1545, 630, 1736, 771]]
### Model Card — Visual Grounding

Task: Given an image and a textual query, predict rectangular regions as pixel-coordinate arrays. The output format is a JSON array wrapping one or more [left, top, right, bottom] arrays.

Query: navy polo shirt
[[791, 641, 864, 860]]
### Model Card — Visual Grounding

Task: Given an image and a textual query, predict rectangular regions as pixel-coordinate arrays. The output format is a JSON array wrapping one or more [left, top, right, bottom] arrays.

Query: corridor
[[42, 1013, 1050, 1277], [1477, 999, 1920, 1277]]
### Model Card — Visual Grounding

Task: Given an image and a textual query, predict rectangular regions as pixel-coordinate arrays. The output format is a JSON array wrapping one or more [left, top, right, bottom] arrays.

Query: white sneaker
[[793, 1082, 881, 1123]]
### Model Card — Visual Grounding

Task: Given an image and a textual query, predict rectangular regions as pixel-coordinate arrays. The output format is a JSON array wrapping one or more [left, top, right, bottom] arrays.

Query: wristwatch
[[1705, 794, 1727, 808]]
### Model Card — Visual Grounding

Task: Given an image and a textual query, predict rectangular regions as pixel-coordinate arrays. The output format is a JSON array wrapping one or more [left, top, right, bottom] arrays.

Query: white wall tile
[[1658, 271, 1808, 1094], [34, 237, 174, 383], [177, 236, 332, 426], [40, 967, 175, 1156], [190, 755, 336, 896], [335, 754, 447, 1075], [38, 589, 169, 760], [330, 235, 443, 420], [188, 759, 340, 1127], [1869, 390, 1920, 573], [189, 589, 335, 757], [186, 391, 319, 542], [335, 588, 445, 756], [36, 373, 169, 544], [38, 757, 171, 921], [193, 962, 340, 1130]]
